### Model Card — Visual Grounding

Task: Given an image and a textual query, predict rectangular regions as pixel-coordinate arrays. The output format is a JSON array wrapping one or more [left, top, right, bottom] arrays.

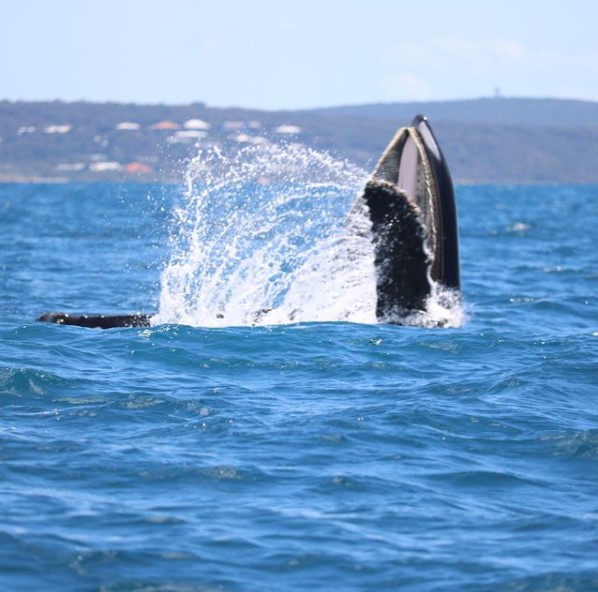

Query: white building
[[44, 125, 72, 134], [184, 119, 211, 130], [115, 122, 141, 131], [89, 161, 123, 172], [274, 124, 302, 134], [166, 130, 209, 144]]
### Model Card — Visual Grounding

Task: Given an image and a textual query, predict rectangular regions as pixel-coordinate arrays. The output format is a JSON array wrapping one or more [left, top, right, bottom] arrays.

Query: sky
[[1, 0, 597, 110]]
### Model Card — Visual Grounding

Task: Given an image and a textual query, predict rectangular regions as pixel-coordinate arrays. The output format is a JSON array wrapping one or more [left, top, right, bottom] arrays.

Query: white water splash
[[399, 285, 466, 328], [153, 142, 463, 328], [154, 143, 376, 327]]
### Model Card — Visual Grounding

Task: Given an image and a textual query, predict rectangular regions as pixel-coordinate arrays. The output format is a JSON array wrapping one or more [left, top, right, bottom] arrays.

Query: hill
[[308, 97, 598, 128], [1, 98, 597, 184]]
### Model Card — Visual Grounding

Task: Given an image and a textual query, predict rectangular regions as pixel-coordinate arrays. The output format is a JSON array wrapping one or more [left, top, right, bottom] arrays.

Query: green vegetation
[[1, 98, 597, 183]]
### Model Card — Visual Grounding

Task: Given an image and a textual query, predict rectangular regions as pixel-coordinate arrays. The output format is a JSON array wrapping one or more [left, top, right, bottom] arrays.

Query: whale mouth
[[352, 115, 460, 324]]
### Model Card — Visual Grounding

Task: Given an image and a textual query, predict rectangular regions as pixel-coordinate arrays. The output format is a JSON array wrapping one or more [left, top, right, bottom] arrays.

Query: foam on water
[[154, 142, 463, 328]]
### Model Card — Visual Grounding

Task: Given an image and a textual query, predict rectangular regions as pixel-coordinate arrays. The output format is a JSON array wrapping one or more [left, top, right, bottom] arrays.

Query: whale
[[356, 114, 460, 322], [36, 311, 152, 329], [37, 115, 460, 329]]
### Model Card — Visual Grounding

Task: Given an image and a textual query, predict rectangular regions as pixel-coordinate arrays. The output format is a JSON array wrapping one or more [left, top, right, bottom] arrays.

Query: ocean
[[0, 144, 597, 591]]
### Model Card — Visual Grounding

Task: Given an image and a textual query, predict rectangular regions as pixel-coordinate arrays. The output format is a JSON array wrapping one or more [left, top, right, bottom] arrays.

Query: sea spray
[[154, 141, 464, 328], [154, 142, 376, 327]]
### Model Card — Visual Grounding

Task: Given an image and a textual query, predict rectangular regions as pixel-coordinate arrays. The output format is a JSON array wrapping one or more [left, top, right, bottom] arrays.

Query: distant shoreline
[[2, 98, 598, 184]]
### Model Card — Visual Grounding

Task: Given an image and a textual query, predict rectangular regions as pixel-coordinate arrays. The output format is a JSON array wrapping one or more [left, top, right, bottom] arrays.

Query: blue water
[[0, 180, 597, 591]]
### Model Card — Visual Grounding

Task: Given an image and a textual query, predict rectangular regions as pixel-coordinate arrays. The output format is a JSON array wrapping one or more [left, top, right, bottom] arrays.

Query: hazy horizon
[[2, 95, 597, 112], [2, 1, 597, 110]]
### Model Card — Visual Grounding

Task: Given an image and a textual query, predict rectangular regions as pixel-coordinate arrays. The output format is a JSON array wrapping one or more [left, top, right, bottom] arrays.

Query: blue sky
[[2, 0, 596, 109]]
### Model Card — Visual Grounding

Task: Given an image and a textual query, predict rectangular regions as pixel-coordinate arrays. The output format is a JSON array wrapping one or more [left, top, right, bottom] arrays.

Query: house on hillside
[[115, 122, 141, 131], [89, 161, 123, 172], [44, 125, 72, 134], [150, 121, 181, 131], [184, 119, 211, 130], [233, 134, 269, 145], [223, 121, 245, 131], [274, 124, 302, 135], [124, 162, 153, 174], [166, 130, 209, 144], [55, 162, 86, 172]]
